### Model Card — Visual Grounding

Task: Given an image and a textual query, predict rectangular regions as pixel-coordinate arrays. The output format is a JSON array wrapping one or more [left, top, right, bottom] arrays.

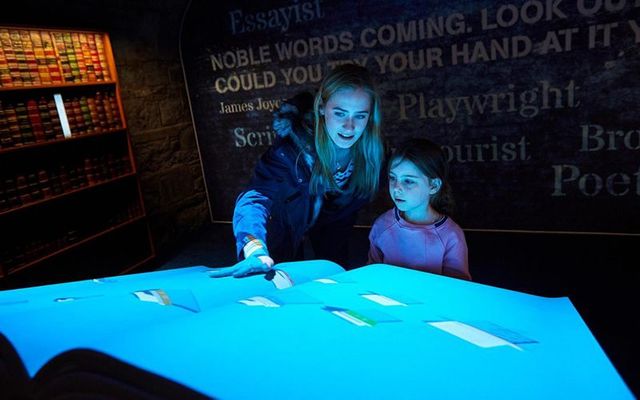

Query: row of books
[[0, 91, 122, 149], [0, 201, 143, 272], [0, 28, 111, 87], [63, 91, 122, 136], [0, 153, 132, 212]]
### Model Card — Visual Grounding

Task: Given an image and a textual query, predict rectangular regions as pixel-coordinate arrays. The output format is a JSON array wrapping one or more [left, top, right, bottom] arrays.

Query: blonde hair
[[310, 64, 384, 198]]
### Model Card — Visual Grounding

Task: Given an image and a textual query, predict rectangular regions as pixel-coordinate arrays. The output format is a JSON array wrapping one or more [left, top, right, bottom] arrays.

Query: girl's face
[[321, 87, 371, 149], [389, 158, 440, 221]]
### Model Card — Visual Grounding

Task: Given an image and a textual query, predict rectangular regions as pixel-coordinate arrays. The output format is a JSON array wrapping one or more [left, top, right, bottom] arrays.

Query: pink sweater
[[368, 208, 471, 280]]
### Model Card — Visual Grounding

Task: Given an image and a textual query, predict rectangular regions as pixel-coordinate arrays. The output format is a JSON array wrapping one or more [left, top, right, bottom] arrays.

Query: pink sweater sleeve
[[367, 221, 383, 264], [442, 230, 471, 280]]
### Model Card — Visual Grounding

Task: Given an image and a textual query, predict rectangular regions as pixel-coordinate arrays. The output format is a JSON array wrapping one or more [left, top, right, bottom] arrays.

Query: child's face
[[389, 158, 438, 218], [321, 87, 371, 149]]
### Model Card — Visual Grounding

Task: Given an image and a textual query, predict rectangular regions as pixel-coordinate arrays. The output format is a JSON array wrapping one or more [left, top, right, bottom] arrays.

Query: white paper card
[[428, 321, 522, 350], [133, 289, 171, 306], [331, 310, 372, 327], [362, 293, 407, 306], [271, 270, 294, 289], [238, 296, 280, 308], [53, 93, 72, 138], [315, 278, 337, 284]]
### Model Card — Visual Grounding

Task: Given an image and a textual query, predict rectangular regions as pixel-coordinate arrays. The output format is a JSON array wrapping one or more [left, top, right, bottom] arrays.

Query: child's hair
[[390, 138, 455, 215], [311, 64, 384, 198]]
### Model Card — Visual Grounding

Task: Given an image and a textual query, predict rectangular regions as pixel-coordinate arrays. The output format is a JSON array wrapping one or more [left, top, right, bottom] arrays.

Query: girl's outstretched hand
[[209, 255, 275, 278]]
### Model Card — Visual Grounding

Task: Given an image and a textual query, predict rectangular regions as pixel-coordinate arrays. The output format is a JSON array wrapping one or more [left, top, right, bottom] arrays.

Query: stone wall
[[2, 0, 210, 259]]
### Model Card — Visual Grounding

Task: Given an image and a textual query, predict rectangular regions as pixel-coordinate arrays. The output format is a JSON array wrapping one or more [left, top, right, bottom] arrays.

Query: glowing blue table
[[27, 263, 630, 399]]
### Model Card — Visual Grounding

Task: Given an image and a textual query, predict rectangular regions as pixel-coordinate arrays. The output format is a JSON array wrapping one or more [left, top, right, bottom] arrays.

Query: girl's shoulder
[[438, 215, 462, 229], [373, 208, 396, 224], [370, 208, 398, 236], [436, 216, 466, 241]]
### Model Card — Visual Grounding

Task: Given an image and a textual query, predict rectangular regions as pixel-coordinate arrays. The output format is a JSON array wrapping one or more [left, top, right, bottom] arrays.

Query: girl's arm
[[367, 244, 384, 264], [367, 222, 384, 264], [233, 144, 293, 261], [442, 232, 471, 280], [213, 147, 292, 279]]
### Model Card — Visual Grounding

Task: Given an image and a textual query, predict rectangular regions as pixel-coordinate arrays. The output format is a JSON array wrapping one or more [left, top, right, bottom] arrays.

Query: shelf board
[[0, 80, 118, 92], [0, 128, 127, 155], [6, 214, 147, 276], [0, 172, 136, 218]]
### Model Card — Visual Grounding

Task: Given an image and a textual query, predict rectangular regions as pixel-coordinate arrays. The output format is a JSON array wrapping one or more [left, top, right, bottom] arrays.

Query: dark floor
[[159, 222, 639, 397]]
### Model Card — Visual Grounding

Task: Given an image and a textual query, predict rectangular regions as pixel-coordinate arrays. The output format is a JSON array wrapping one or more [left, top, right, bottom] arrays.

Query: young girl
[[212, 64, 384, 278], [368, 138, 471, 280]]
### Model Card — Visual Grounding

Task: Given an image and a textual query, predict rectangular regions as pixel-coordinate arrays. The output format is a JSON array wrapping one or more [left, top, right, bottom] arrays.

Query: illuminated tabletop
[[0, 262, 632, 399]]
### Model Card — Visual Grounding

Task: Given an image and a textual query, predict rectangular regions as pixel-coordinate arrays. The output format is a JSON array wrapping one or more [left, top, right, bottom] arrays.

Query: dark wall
[[181, 0, 640, 235], [1, 0, 210, 257]]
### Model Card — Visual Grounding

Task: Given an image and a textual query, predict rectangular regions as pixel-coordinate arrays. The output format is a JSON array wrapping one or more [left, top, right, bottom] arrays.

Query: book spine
[[26, 98, 46, 142], [3, 103, 22, 146], [86, 95, 101, 133], [71, 97, 85, 134], [79, 33, 96, 82], [27, 172, 43, 201], [47, 98, 64, 140], [75, 163, 87, 188], [20, 30, 40, 86], [0, 30, 14, 87], [52, 32, 73, 83], [0, 100, 15, 148], [63, 97, 77, 135], [16, 174, 30, 204], [15, 102, 35, 144], [79, 96, 94, 134], [94, 91, 107, 130], [9, 30, 25, 86], [108, 92, 122, 129], [63, 32, 80, 83], [71, 32, 87, 83], [38, 169, 52, 198], [4, 178, 19, 207], [31, 30, 51, 85], [94, 34, 111, 81], [49, 170, 62, 195], [0, 180, 7, 211], [0, 36, 11, 87], [40, 31, 62, 84], [37, 97, 54, 141], [59, 164, 71, 192], [87, 34, 103, 81]]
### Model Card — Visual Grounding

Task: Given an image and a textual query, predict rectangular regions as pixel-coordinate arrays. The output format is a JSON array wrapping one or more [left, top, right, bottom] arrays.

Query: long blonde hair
[[310, 64, 384, 198]]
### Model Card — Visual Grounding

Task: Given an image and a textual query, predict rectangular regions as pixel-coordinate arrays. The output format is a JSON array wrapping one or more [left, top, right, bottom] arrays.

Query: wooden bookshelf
[[0, 26, 155, 284]]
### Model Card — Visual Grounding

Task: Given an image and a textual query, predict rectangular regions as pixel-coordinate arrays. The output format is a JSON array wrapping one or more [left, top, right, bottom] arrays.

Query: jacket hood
[[272, 92, 316, 169]]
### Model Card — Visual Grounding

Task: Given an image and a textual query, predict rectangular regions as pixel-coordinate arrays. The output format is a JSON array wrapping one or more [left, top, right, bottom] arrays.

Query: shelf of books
[[0, 26, 155, 286]]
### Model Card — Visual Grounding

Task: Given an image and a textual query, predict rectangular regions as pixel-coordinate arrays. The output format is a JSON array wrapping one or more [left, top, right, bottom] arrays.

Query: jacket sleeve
[[442, 228, 471, 280], [232, 145, 293, 260]]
